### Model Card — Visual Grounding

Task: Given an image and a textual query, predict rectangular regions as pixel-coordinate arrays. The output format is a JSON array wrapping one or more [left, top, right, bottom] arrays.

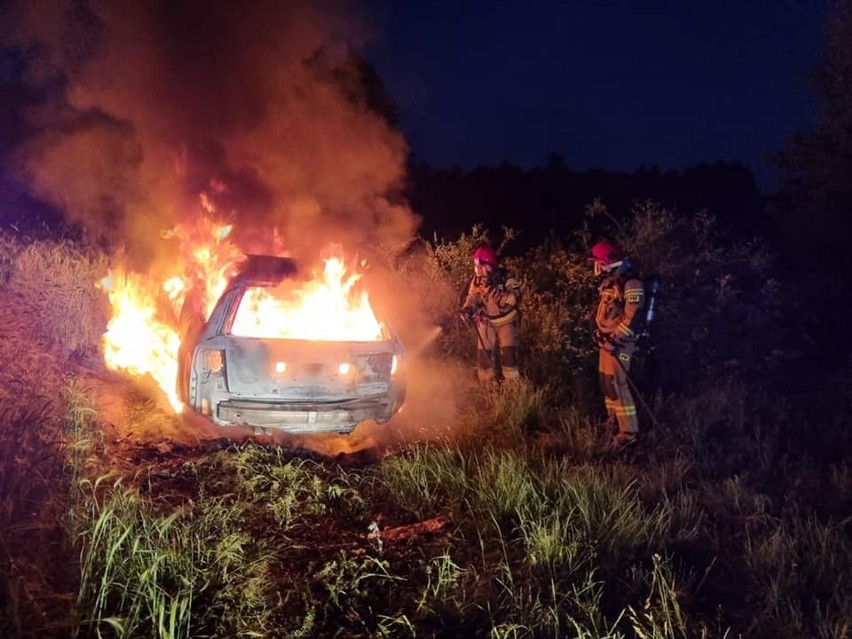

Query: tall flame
[[99, 213, 383, 412], [99, 216, 243, 411], [100, 268, 183, 410]]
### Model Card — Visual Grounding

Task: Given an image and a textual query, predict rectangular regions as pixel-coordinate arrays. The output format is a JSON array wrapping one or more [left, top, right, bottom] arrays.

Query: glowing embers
[[230, 257, 384, 342]]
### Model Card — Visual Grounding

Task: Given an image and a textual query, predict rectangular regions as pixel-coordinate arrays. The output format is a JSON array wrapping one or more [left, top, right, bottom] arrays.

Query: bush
[[405, 201, 784, 407]]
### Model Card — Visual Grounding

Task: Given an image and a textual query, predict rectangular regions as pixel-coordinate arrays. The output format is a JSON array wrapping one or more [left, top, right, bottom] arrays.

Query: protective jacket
[[595, 273, 645, 437], [461, 267, 522, 381], [596, 275, 645, 345]]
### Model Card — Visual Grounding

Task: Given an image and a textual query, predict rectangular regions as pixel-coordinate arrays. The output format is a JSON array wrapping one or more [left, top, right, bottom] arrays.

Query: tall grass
[[485, 377, 548, 435], [377, 439, 695, 635], [201, 444, 367, 525], [67, 408, 388, 638], [379, 445, 469, 518], [745, 514, 852, 637], [2, 233, 110, 357], [74, 476, 279, 639], [0, 288, 82, 638], [628, 554, 730, 639], [70, 459, 295, 637]]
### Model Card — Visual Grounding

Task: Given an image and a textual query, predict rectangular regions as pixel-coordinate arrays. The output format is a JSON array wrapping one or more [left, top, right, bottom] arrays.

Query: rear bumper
[[214, 396, 398, 434]]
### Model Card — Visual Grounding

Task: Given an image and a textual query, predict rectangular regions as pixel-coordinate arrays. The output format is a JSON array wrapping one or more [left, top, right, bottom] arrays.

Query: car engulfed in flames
[[176, 254, 407, 434]]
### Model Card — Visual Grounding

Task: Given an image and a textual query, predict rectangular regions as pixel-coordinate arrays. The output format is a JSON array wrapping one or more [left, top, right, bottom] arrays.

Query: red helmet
[[473, 245, 498, 267], [588, 240, 625, 275]]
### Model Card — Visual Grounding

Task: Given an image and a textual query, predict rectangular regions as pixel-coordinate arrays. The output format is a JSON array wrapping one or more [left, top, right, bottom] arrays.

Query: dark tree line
[[407, 156, 765, 252]]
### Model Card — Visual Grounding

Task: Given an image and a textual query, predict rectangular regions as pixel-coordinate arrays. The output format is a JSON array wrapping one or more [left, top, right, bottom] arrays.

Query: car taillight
[[201, 349, 225, 373], [338, 362, 351, 376]]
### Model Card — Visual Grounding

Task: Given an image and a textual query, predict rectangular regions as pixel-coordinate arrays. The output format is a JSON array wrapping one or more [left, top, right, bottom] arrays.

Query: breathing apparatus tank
[[642, 277, 662, 334]]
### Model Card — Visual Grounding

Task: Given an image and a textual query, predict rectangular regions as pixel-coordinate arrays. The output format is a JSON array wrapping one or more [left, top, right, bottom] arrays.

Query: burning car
[[176, 254, 406, 434]]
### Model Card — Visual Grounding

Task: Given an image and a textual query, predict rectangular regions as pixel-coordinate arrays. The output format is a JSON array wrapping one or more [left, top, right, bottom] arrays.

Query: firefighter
[[589, 240, 645, 450], [460, 245, 522, 382]]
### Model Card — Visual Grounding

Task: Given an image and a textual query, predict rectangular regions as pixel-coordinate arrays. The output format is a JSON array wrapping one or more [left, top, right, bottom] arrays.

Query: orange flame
[[231, 257, 383, 341], [100, 268, 183, 411], [160, 218, 245, 317], [100, 213, 383, 412]]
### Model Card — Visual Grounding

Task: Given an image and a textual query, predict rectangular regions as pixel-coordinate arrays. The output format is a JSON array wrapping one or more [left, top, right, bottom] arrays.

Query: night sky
[[366, 0, 832, 191]]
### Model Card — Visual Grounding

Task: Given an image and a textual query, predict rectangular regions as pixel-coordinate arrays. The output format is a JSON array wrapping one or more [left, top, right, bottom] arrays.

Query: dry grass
[[0, 288, 78, 637], [2, 232, 110, 357]]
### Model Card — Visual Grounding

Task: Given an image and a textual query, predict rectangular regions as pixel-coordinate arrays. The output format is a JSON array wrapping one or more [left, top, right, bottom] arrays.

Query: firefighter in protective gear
[[589, 240, 645, 450], [460, 245, 522, 382]]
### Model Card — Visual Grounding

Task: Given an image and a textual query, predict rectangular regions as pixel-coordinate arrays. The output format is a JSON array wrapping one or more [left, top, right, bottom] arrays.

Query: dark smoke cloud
[[2, 0, 419, 264]]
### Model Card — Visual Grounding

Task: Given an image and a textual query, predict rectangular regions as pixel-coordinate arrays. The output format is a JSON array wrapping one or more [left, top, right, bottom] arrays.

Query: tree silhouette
[[774, 0, 852, 274]]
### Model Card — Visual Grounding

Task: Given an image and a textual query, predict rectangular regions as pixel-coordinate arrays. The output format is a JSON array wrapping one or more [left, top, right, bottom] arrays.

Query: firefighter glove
[[461, 306, 479, 324], [594, 329, 619, 353]]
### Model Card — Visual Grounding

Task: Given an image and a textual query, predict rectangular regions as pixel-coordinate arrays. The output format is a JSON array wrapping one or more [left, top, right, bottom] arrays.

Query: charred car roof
[[233, 254, 298, 286]]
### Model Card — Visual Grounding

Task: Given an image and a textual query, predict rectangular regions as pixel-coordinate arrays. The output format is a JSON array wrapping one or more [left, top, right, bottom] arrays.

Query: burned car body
[[177, 255, 406, 434]]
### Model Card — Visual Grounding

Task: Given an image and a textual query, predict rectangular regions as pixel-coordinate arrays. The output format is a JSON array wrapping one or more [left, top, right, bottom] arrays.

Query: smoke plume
[[2, 0, 418, 264]]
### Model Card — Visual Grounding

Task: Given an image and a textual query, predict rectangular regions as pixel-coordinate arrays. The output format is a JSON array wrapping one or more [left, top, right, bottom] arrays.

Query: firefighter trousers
[[475, 319, 519, 381], [598, 344, 638, 435]]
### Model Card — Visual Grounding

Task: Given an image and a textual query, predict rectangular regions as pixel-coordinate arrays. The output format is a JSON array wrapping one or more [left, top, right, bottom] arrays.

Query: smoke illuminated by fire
[[2, 0, 418, 264], [99, 214, 382, 411]]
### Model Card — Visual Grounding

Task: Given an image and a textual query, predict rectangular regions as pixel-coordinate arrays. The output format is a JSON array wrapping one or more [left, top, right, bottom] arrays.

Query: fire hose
[[460, 310, 495, 369], [596, 329, 660, 429], [612, 348, 660, 430]]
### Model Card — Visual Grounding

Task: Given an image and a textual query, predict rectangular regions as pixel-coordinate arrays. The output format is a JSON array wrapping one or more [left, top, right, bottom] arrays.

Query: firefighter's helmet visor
[[593, 259, 623, 276]]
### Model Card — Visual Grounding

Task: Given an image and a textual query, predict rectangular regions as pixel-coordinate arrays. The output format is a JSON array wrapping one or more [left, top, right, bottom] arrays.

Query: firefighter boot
[[608, 431, 638, 453], [500, 346, 521, 382]]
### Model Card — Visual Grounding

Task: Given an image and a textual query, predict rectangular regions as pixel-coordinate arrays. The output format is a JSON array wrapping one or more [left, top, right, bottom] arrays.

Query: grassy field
[[0, 213, 850, 638]]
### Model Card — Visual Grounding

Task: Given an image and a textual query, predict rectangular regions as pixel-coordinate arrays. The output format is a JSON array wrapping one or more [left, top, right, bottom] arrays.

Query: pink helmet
[[588, 240, 623, 266], [473, 245, 498, 267], [588, 240, 625, 276]]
